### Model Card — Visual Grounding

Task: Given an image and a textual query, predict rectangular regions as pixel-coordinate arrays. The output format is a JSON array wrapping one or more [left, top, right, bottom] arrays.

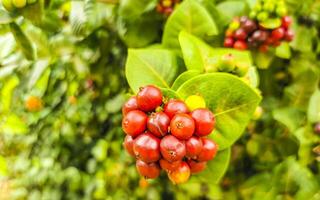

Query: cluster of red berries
[[156, 0, 180, 16], [224, 16, 294, 52], [122, 85, 218, 184]]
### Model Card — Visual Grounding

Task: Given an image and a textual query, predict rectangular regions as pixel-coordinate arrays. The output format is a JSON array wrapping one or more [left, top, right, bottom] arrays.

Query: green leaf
[[0, 155, 7, 176], [9, 22, 35, 60], [253, 51, 274, 69], [171, 70, 202, 91], [275, 42, 291, 59], [308, 90, 320, 123], [259, 18, 281, 29], [162, 0, 218, 49], [177, 73, 261, 150], [28, 59, 50, 91], [0, 76, 19, 113], [179, 32, 252, 72], [197, 147, 231, 184], [125, 49, 180, 93], [0, 114, 28, 134], [216, 1, 249, 23], [161, 88, 181, 99], [21, 0, 44, 24], [273, 107, 305, 132], [291, 26, 314, 52], [118, 0, 157, 20], [0, 10, 14, 24]]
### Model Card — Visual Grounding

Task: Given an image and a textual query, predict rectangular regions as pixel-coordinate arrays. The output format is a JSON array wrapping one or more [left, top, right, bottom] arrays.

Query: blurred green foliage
[[0, 0, 319, 199]]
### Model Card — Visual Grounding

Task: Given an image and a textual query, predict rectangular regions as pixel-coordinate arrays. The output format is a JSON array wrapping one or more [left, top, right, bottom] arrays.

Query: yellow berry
[[25, 96, 43, 112], [2, 0, 14, 11], [12, 0, 27, 8], [185, 95, 206, 111]]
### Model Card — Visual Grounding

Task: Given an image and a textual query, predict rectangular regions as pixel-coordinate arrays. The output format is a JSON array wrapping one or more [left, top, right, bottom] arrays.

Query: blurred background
[[0, 0, 319, 199]]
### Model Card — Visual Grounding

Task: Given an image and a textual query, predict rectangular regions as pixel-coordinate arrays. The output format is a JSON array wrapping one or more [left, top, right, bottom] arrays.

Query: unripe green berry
[[12, 0, 27, 8], [217, 54, 236, 72], [249, 11, 257, 19], [185, 95, 206, 111], [276, 7, 287, 17], [257, 11, 269, 21], [246, 138, 260, 156], [234, 63, 249, 77], [229, 20, 240, 31], [2, 0, 14, 11], [263, 3, 275, 12], [253, 3, 262, 12]]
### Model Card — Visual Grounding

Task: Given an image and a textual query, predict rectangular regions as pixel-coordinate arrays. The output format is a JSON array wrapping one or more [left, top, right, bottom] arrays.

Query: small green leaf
[[0, 76, 19, 113], [162, 0, 218, 49], [125, 49, 180, 93], [118, 0, 157, 20], [177, 73, 261, 150], [161, 88, 181, 99], [0, 155, 7, 176], [275, 42, 291, 59], [308, 90, 320, 123], [253, 51, 274, 69], [171, 70, 202, 91], [0, 114, 28, 134], [197, 147, 231, 184], [9, 22, 35, 60], [273, 107, 305, 132], [0, 10, 14, 24], [259, 18, 281, 29]]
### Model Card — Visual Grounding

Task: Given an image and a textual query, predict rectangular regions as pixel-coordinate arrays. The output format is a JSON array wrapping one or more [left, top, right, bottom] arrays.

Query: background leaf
[[308, 90, 320, 123]]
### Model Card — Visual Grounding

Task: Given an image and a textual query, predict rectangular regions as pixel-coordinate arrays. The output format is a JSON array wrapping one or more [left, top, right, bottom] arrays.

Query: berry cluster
[[156, 0, 180, 16], [1, 0, 37, 12], [224, 16, 294, 52], [122, 85, 218, 184], [249, 0, 287, 21]]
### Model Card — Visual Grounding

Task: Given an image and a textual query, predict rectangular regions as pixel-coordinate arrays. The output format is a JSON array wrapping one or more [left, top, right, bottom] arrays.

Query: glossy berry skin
[[185, 95, 206, 111], [271, 27, 285, 40], [164, 99, 189, 119], [147, 112, 170, 138], [191, 108, 215, 136], [137, 85, 163, 112], [123, 135, 135, 157], [159, 159, 181, 172], [252, 30, 268, 42], [168, 162, 190, 184], [233, 40, 247, 50], [185, 136, 203, 159], [187, 160, 207, 174], [160, 135, 186, 162], [197, 138, 218, 162], [284, 30, 294, 41], [122, 110, 147, 137], [136, 160, 160, 179], [133, 132, 161, 163], [282, 16, 292, 28], [224, 37, 234, 47], [170, 113, 195, 140], [234, 28, 247, 40], [218, 53, 236, 72], [314, 123, 320, 134], [242, 19, 257, 33], [122, 96, 138, 115]]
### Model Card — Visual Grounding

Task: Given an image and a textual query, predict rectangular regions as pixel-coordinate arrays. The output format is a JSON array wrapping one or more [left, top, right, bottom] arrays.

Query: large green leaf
[[308, 90, 320, 123], [179, 31, 252, 72], [171, 70, 202, 91], [118, 0, 157, 20], [177, 73, 261, 150], [162, 0, 218, 49], [197, 147, 231, 184], [216, 0, 249, 23], [125, 49, 180, 93]]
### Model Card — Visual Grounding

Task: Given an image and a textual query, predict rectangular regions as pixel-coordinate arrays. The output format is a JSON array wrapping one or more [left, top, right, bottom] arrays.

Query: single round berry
[[234, 28, 247, 40], [190, 108, 215, 136], [137, 85, 163, 112], [241, 19, 257, 33], [314, 123, 320, 134], [271, 27, 285, 40], [25, 96, 43, 112], [159, 159, 181, 172], [233, 40, 247, 50], [282, 16, 292, 29], [122, 110, 147, 137], [122, 96, 138, 115], [197, 138, 218, 162], [252, 30, 269, 42], [160, 135, 186, 162], [224, 37, 234, 47], [284, 29, 294, 41], [234, 62, 249, 77], [136, 160, 160, 179], [187, 160, 207, 174], [147, 112, 170, 138], [133, 132, 161, 163], [164, 99, 189, 119], [217, 53, 236, 72], [225, 29, 234, 37], [239, 16, 249, 24], [170, 113, 195, 140], [168, 162, 190, 184], [185, 136, 203, 159], [123, 135, 135, 157], [185, 95, 206, 111]]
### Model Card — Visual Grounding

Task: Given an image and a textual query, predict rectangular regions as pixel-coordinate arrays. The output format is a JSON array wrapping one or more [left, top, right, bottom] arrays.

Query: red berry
[[252, 30, 269, 42], [122, 110, 147, 137], [282, 16, 292, 29], [159, 159, 181, 172], [156, 4, 164, 13], [234, 28, 247, 40], [168, 162, 190, 184], [136, 160, 160, 179], [314, 123, 320, 134], [284, 29, 294, 41], [239, 16, 249, 24], [187, 160, 207, 174], [160, 135, 186, 162], [122, 96, 138, 115], [242, 19, 257, 33], [271, 27, 285, 40], [190, 108, 215, 136], [197, 138, 218, 162], [164, 99, 189, 119], [224, 37, 234, 47], [133, 132, 161, 163], [259, 44, 269, 52], [225, 29, 234, 37], [185, 136, 203, 159], [170, 113, 195, 140], [233, 40, 247, 50], [147, 112, 170, 138], [123, 135, 135, 157], [137, 85, 163, 112]]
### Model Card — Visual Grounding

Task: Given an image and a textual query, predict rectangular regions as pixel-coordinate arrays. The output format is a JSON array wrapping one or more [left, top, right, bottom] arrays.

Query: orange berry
[[25, 96, 43, 112]]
